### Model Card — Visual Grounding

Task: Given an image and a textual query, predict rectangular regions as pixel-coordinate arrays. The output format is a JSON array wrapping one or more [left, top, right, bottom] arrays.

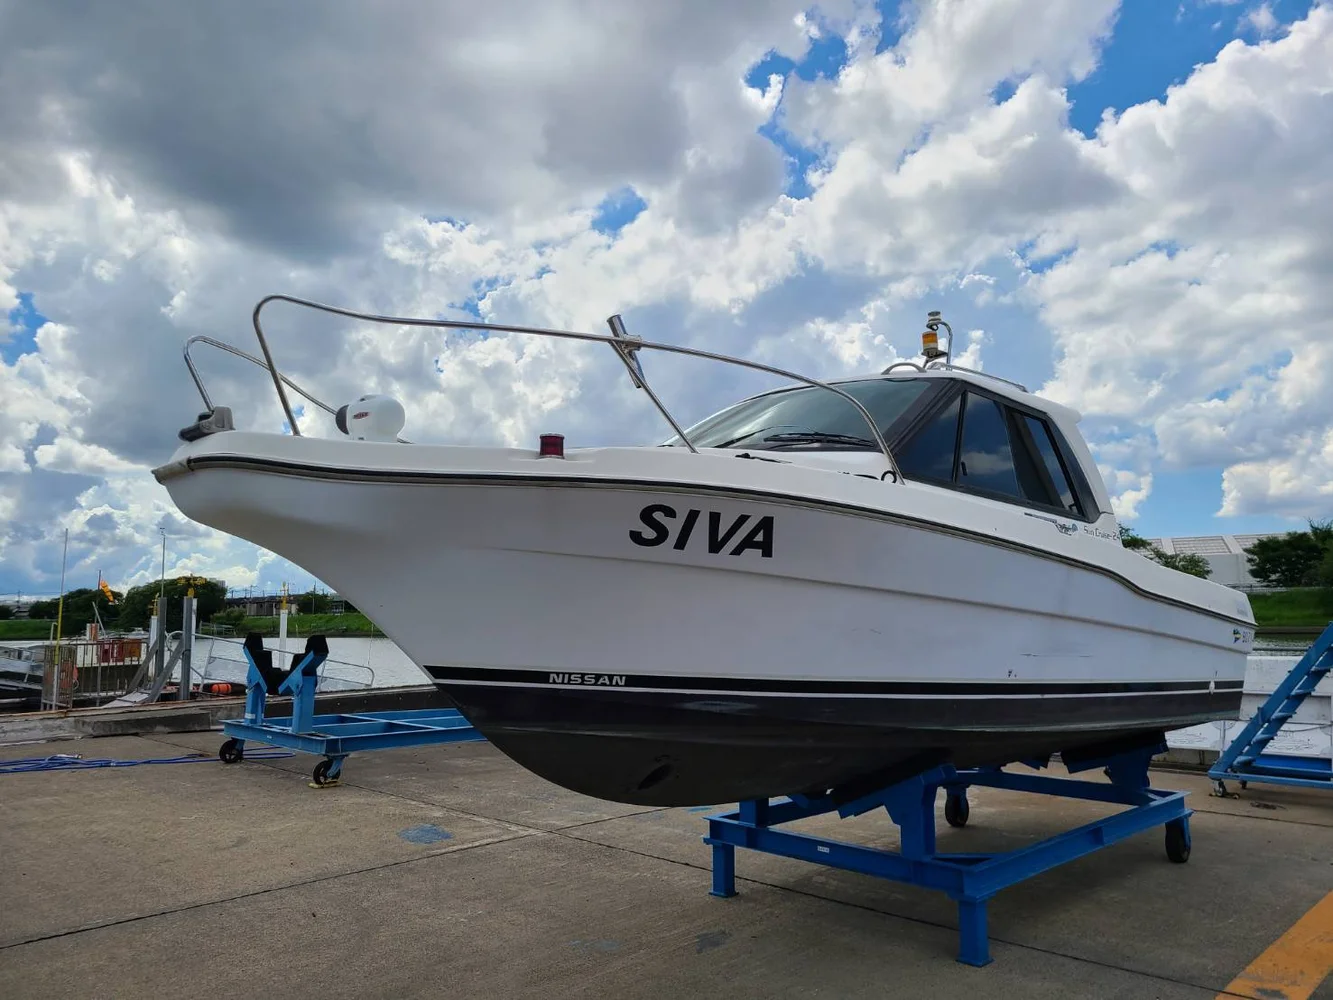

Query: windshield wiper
[[709, 424, 804, 449], [762, 432, 878, 448]]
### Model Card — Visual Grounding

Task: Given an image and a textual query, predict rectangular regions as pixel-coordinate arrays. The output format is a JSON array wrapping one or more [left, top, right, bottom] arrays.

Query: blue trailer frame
[[703, 740, 1191, 967], [216, 633, 486, 785], [1209, 622, 1333, 796]]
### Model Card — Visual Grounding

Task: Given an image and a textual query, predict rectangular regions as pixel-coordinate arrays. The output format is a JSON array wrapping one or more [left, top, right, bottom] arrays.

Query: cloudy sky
[[2, 0, 1330, 600]]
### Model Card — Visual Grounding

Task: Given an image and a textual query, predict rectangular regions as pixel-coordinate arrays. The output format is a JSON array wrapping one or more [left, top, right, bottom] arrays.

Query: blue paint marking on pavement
[[399, 824, 454, 844], [696, 930, 731, 953]]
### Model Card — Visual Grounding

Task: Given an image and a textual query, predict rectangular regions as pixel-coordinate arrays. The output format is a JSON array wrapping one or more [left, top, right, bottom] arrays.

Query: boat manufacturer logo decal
[[1082, 525, 1120, 541], [1232, 627, 1252, 644], [548, 672, 627, 686], [427, 664, 1245, 698], [629, 503, 774, 558], [1024, 511, 1078, 535]]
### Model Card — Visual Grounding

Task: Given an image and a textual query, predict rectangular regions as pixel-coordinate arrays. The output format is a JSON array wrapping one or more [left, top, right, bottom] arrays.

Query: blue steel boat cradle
[[1209, 622, 1333, 796], [703, 740, 1191, 967], [217, 633, 485, 785]]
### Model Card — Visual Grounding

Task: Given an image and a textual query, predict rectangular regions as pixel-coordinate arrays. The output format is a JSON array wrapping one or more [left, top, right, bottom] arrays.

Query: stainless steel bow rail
[[181, 293, 906, 483]]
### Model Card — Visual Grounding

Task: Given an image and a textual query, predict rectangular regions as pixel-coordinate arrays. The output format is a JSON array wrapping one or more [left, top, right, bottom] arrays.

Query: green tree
[[0, 605, 12, 620], [27, 599, 58, 619], [1308, 518, 1333, 548], [1246, 532, 1324, 588], [1119, 523, 1211, 579], [1153, 551, 1212, 579], [211, 607, 246, 626], [1119, 524, 1153, 551], [1319, 546, 1333, 589], [296, 589, 331, 614], [116, 577, 227, 632], [20, 587, 123, 637]]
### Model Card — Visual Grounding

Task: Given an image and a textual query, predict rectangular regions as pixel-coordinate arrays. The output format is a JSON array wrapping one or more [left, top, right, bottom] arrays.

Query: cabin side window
[[894, 394, 961, 483], [896, 387, 1085, 519], [1011, 412, 1081, 514], [957, 394, 1021, 498]]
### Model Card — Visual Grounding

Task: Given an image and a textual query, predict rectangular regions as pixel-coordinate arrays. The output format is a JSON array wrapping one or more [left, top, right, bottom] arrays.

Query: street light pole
[[156, 529, 167, 676]]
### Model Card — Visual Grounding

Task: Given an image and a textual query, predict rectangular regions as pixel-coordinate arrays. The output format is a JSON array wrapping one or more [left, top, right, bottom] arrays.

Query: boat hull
[[155, 436, 1252, 805], [427, 668, 1241, 805]]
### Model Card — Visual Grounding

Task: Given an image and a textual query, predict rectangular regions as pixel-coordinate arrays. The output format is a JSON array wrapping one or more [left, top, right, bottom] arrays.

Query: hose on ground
[[0, 750, 295, 774]]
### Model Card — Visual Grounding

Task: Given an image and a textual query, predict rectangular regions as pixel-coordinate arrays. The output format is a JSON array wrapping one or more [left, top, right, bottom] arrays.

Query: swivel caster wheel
[[219, 739, 244, 764], [944, 792, 970, 828], [312, 758, 341, 786], [1212, 780, 1238, 799], [1164, 819, 1190, 864]]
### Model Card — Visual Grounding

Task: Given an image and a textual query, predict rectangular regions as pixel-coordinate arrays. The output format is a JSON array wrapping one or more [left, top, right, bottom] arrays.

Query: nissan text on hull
[[154, 298, 1254, 807]]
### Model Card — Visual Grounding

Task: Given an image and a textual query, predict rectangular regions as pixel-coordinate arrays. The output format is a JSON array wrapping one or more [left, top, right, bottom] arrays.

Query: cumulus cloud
[[1220, 428, 1333, 515], [1034, 4, 1333, 516], [2, 0, 1331, 597], [32, 439, 142, 477], [0, 0, 828, 256], [1101, 468, 1155, 520], [781, 0, 1119, 153], [1243, 3, 1282, 35]]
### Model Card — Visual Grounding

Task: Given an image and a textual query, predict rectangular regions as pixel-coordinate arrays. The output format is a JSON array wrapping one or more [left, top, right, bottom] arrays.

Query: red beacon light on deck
[[538, 433, 565, 458]]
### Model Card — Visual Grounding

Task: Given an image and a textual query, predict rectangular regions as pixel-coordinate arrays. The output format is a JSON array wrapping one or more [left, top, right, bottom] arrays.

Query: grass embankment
[[1248, 589, 1333, 631], [0, 619, 56, 640], [1, 613, 385, 642], [216, 594, 1333, 639], [12, 591, 1320, 643], [224, 612, 384, 638]]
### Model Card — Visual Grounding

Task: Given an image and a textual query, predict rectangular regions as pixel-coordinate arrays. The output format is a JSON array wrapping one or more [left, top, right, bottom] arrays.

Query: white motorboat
[[153, 297, 1254, 806]]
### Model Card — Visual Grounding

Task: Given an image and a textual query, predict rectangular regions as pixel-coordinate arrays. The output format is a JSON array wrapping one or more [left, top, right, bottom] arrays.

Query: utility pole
[[45, 529, 69, 711], [156, 529, 168, 677]]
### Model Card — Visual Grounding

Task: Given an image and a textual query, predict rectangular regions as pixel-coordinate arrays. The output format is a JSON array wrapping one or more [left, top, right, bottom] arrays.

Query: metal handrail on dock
[[196, 633, 376, 691]]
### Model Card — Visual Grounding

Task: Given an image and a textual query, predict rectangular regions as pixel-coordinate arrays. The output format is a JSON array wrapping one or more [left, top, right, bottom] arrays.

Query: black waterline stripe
[[424, 664, 1243, 697], [171, 453, 1254, 629]]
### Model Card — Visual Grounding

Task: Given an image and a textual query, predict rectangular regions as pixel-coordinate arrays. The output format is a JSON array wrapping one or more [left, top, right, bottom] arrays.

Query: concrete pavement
[[2, 732, 1330, 999]]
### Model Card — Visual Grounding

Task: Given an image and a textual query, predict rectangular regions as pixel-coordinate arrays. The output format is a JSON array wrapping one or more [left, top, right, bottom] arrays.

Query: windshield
[[668, 378, 932, 451]]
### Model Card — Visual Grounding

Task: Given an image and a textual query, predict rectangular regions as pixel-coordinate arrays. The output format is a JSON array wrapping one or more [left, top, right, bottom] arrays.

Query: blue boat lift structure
[[217, 633, 485, 785], [704, 739, 1192, 967], [1209, 622, 1333, 796]]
